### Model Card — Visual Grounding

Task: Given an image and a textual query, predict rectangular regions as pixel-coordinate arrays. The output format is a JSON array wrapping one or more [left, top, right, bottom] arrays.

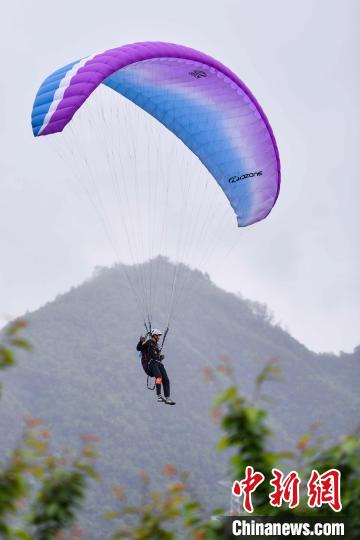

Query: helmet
[[151, 329, 162, 336]]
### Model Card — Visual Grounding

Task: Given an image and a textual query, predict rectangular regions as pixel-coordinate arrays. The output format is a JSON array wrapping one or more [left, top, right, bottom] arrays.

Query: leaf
[[7, 319, 27, 337], [76, 463, 99, 480], [183, 501, 200, 512], [211, 507, 225, 515], [213, 386, 237, 406], [342, 435, 359, 454], [10, 338, 32, 351], [28, 465, 45, 480], [302, 447, 317, 458], [255, 360, 283, 387], [216, 437, 230, 452], [169, 482, 185, 493], [183, 515, 201, 527], [103, 510, 119, 521], [82, 446, 97, 459], [297, 433, 311, 451], [0, 347, 15, 367], [14, 529, 32, 540], [267, 451, 294, 461]]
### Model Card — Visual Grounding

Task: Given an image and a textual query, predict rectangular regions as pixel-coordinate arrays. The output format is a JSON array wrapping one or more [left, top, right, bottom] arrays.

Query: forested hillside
[[1, 258, 359, 537]]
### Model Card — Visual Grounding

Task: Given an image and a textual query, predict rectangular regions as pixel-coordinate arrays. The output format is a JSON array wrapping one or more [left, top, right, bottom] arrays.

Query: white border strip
[[38, 53, 98, 135]]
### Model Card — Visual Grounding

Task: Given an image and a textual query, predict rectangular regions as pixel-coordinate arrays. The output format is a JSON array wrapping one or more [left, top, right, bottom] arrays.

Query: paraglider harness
[[140, 324, 169, 391]]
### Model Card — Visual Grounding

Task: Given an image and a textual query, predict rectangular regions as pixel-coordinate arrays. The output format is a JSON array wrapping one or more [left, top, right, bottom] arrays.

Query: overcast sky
[[1, 0, 359, 354]]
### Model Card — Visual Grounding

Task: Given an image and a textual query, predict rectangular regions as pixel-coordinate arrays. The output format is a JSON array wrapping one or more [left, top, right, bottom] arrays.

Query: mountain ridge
[[1, 258, 358, 537]]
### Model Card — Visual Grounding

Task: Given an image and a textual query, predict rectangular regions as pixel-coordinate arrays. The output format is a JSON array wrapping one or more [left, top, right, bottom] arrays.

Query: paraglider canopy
[[31, 41, 280, 227]]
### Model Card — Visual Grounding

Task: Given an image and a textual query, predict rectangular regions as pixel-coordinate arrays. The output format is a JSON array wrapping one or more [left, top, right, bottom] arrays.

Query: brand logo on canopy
[[189, 69, 207, 79], [229, 171, 263, 183]]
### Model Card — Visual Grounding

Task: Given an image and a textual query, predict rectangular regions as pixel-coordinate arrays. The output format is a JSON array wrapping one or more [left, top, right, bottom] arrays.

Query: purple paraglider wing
[[31, 41, 280, 226]]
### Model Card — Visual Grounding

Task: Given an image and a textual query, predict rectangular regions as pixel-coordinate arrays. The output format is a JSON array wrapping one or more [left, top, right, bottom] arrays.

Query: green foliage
[[31, 469, 89, 539], [213, 361, 287, 514], [253, 357, 283, 401], [0, 324, 98, 540], [1, 315, 359, 538], [0, 417, 99, 539], [300, 432, 360, 534], [101, 358, 360, 537], [107, 467, 221, 540], [0, 320, 31, 371], [3, 261, 359, 536], [209, 360, 360, 536]]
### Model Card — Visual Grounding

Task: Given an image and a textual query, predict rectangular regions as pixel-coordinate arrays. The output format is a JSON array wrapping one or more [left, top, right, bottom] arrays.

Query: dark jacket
[[136, 336, 162, 367]]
